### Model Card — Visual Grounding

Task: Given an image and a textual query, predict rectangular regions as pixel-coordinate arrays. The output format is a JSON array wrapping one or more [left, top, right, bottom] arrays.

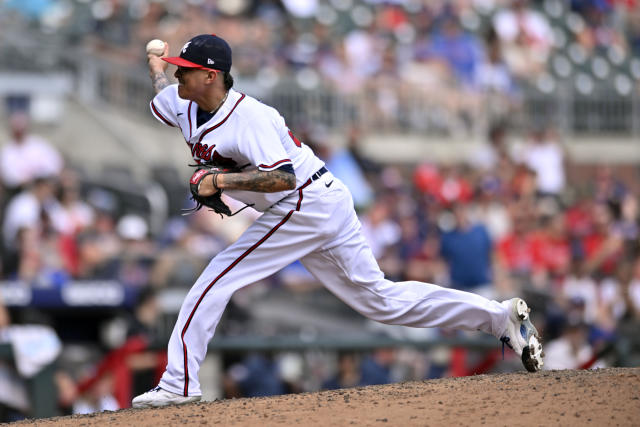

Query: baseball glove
[[185, 166, 236, 217]]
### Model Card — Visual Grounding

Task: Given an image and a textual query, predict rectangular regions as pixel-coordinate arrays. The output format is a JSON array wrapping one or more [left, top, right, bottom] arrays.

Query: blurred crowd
[[3, 0, 640, 133], [0, 0, 639, 421], [70, 0, 640, 85], [0, 112, 244, 289], [0, 105, 639, 419]]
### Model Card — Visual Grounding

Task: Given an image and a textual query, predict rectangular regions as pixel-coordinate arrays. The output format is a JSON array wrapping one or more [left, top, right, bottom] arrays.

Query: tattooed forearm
[[150, 71, 170, 94], [219, 170, 296, 193]]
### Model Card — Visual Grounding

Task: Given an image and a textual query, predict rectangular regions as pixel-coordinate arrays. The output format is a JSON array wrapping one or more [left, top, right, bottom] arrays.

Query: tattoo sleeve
[[219, 169, 296, 193], [151, 71, 170, 94]]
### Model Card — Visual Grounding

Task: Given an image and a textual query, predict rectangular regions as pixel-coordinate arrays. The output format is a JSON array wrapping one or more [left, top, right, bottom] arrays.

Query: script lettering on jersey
[[191, 142, 215, 161], [188, 141, 238, 168]]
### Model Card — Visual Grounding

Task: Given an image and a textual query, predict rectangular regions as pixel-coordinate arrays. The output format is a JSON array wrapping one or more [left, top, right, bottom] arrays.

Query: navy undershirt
[[196, 107, 215, 128]]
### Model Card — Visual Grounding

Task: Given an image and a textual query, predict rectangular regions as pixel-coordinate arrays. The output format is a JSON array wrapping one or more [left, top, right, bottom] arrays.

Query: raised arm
[[147, 41, 171, 94]]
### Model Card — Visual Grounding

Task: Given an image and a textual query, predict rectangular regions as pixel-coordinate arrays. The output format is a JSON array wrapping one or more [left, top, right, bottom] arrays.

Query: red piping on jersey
[[180, 177, 312, 396], [197, 94, 246, 143], [187, 101, 193, 139], [151, 101, 176, 127], [296, 179, 311, 210], [259, 159, 292, 169]]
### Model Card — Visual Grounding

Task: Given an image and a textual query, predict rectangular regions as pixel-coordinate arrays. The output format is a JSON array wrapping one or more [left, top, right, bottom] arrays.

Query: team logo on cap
[[207, 58, 215, 64], [181, 41, 191, 54]]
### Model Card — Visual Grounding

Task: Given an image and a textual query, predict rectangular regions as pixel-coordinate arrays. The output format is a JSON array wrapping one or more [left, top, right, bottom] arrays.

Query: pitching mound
[[12, 367, 640, 426]]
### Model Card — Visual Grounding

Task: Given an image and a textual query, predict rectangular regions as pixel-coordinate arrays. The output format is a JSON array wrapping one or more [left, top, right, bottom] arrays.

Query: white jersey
[[150, 86, 324, 212], [143, 81, 520, 401]]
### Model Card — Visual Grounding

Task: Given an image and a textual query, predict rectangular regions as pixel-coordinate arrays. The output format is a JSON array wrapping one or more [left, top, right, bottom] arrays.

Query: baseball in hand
[[146, 39, 165, 56]]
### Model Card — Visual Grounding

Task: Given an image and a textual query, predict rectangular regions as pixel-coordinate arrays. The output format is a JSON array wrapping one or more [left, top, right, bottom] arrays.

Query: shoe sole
[[132, 401, 169, 409], [132, 397, 201, 409], [514, 299, 544, 373], [522, 334, 544, 372]]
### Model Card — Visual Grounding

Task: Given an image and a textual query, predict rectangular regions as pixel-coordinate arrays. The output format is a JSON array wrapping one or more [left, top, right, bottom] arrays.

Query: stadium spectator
[[74, 208, 122, 280], [110, 214, 156, 288], [46, 168, 95, 277], [595, 279, 623, 333], [75, 288, 165, 409], [468, 124, 509, 174], [306, 127, 374, 210], [496, 207, 536, 285], [345, 126, 379, 177], [469, 176, 512, 242], [592, 165, 628, 206], [612, 194, 639, 260], [361, 200, 401, 260], [559, 262, 599, 324], [318, 40, 368, 95], [124, 288, 167, 403], [0, 112, 63, 193], [492, 0, 554, 79], [149, 218, 225, 289], [48, 168, 95, 236], [405, 233, 447, 285], [224, 354, 285, 398], [359, 348, 394, 386], [529, 214, 572, 290], [432, 166, 474, 206], [322, 348, 394, 391], [0, 298, 62, 420], [570, 0, 628, 53], [542, 319, 602, 370], [580, 202, 624, 278], [475, 29, 517, 97], [322, 352, 362, 391], [1, 177, 66, 283], [516, 127, 567, 198], [439, 202, 494, 297], [418, 15, 484, 90]]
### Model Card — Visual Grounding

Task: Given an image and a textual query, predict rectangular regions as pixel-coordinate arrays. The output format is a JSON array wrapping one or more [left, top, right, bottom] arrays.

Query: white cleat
[[132, 386, 201, 408], [500, 298, 544, 372]]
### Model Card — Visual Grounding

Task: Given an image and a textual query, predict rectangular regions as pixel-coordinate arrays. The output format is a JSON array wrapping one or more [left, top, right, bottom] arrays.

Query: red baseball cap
[[163, 34, 232, 72]]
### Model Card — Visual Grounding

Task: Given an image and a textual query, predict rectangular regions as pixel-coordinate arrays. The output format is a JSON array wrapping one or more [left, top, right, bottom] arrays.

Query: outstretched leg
[[301, 232, 508, 337], [301, 220, 543, 371]]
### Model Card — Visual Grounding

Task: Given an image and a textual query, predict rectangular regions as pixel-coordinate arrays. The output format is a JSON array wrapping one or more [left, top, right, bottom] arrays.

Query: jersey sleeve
[[149, 85, 179, 127], [237, 114, 293, 171]]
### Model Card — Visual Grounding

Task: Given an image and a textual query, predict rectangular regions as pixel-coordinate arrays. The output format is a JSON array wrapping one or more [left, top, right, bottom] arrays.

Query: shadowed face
[[174, 66, 217, 101]]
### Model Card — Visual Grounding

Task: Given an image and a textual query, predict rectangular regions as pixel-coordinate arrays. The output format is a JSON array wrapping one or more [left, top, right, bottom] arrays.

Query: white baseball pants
[[158, 172, 510, 396]]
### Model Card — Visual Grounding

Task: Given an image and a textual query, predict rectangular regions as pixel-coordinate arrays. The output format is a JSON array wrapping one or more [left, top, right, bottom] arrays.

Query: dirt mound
[[12, 368, 640, 426]]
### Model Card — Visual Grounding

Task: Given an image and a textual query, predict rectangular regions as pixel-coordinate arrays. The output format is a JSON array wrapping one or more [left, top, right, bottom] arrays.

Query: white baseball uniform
[[150, 86, 511, 397]]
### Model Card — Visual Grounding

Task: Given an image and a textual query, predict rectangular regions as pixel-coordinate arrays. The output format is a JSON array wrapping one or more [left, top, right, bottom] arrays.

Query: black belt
[[273, 166, 329, 209], [310, 166, 328, 182]]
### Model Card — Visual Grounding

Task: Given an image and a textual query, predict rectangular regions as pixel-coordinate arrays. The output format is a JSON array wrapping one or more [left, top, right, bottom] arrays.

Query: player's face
[[174, 67, 209, 100]]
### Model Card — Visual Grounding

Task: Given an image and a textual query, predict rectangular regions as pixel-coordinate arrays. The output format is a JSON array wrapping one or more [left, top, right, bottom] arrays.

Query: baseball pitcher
[[133, 34, 543, 408]]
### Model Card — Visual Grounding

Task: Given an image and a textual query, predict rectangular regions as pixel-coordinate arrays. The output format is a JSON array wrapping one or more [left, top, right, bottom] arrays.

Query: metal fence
[[74, 56, 640, 139], [1, 10, 638, 140]]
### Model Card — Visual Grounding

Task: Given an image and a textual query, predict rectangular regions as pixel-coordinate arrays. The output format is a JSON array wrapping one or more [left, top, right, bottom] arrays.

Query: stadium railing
[[74, 55, 640, 138]]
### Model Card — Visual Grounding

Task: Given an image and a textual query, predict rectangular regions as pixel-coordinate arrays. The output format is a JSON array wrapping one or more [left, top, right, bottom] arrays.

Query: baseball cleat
[[500, 298, 544, 372], [132, 386, 201, 408]]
